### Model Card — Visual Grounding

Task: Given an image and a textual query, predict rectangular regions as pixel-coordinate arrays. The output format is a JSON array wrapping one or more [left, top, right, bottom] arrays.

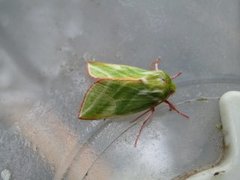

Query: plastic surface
[[0, 0, 240, 179], [188, 91, 240, 180]]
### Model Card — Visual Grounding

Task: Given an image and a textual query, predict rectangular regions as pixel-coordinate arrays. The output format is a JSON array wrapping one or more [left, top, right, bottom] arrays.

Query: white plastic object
[[187, 91, 240, 179]]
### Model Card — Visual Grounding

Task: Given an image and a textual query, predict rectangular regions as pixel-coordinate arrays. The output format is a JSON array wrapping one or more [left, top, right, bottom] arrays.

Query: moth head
[[169, 81, 176, 95], [163, 73, 176, 95]]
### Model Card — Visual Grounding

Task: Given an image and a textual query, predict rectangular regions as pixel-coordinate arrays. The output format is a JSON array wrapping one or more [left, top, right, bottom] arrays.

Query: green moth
[[79, 59, 188, 146]]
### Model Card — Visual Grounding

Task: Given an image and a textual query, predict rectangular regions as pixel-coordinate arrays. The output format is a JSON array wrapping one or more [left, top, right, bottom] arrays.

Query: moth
[[79, 59, 189, 146]]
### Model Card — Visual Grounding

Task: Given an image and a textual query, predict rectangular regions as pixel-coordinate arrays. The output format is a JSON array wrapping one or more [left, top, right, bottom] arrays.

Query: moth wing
[[79, 80, 160, 120], [87, 61, 148, 79], [79, 80, 116, 120]]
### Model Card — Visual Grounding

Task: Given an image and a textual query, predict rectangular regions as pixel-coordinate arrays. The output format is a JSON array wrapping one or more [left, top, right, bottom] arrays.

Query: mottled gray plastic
[[0, 0, 240, 179]]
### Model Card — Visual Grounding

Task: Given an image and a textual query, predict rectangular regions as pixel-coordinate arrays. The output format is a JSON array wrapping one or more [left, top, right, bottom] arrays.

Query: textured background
[[0, 0, 240, 179]]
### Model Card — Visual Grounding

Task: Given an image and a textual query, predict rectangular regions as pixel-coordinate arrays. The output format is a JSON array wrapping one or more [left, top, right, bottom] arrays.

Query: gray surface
[[0, 0, 240, 179]]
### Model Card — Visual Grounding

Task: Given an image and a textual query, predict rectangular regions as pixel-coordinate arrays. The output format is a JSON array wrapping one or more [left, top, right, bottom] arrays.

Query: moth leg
[[134, 107, 155, 147], [130, 108, 153, 123], [171, 72, 182, 79], [164, 100, 189, 119], [150, 57, 161, 71]]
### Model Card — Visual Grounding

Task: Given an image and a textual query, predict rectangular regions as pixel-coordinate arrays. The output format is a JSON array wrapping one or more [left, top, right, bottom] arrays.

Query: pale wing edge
[[87, 61, 147, 80]]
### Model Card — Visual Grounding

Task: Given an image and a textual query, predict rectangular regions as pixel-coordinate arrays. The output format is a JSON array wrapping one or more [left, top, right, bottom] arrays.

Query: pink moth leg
[[134, 107, 155, 147], [130, 108, 153, 123], [164, 100, 189, 119], [171, 72, 182, 79], [150, 57, 161, 71]]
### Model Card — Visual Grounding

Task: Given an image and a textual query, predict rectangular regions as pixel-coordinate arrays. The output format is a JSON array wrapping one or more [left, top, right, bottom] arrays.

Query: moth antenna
[[164, 100, 189, 119], [171, 72, 182, 79], [134, 107, 155, 147]]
